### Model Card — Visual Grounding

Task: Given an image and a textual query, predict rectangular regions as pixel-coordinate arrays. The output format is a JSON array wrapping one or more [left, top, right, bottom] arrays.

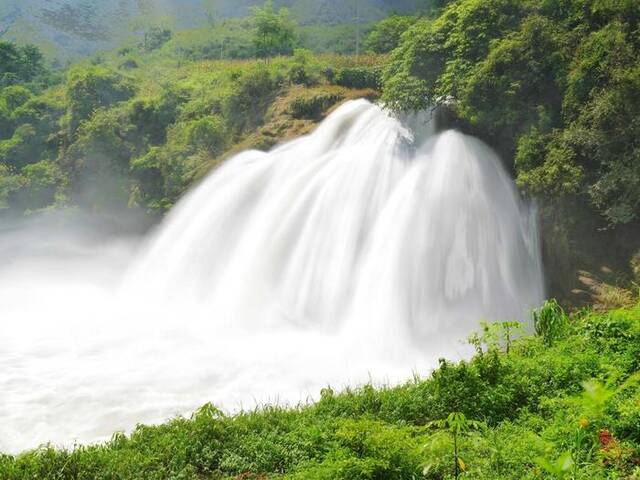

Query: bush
[[0, 163, 21, 210], [142, 26, 172, 52], [288, 89, 344, 119], [129, 85, 192, 145], [0, 41, 47, 88], [13, 161, 63, 212], [382, 0, 640, 229], [1, 85, 33, 112], [66, 108, 137, 210], [223, 64, 284, 134], [184, 115, 226, 156], [287, 49, 322, 87], [66, 65, 136, 132], [364, 15, 416, 54], [119, 59, 139, 70], [533, 299, 568, 346], [334, 67, 381, 90], [0, 124, 39, 169]]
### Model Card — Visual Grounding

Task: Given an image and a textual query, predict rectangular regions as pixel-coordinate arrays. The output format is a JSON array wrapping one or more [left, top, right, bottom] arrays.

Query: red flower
[[599, 429, 614, 449]]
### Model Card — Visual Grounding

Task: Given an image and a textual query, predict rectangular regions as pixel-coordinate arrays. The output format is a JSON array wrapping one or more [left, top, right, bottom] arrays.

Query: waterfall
[[129, 99, 543, 340], [0, 99, 543, 452]]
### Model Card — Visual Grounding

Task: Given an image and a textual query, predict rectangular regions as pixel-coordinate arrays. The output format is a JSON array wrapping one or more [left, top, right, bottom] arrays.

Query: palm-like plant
[[425, 412, 484, 479], [533, 299, 568, 346]]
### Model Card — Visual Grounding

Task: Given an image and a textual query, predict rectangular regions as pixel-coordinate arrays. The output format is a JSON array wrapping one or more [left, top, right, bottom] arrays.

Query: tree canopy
[[251, 0, 298, 58], [382, 0, 640, 227], [0, 41, 47, 88]]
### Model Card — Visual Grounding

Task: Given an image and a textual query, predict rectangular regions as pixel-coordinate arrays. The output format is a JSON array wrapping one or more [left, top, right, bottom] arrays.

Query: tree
[[425, 412, 484, 479], [66, 65, 136, 132], [203, 0, 223, 26], [381, 0, 640, 297], [250, 0, 297, 58], [0, 41, 46, 88], [365, 15, 416, 54], [142, 26, 172, 51]]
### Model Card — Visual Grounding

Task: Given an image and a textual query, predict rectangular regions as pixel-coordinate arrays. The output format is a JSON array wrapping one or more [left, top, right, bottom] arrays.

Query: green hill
[[0, 0, 436, 61]]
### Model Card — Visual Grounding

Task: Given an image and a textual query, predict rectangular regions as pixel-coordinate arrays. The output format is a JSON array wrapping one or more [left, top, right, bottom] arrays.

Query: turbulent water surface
[[0, 100, 543, 452]]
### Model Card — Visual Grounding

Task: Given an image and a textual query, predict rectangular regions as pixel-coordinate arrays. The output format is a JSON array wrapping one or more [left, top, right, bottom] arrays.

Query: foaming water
[[0, 100, 543, 452]]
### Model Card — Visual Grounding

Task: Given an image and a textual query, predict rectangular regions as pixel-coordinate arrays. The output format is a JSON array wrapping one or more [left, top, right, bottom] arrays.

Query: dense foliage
[[0, 34, 383, 215], [251, 1, 298, 58], [364, 15, 417, 54], [0, 42, 48, 89], [382, 0, 640, 229], [0, 302, 638, 479]]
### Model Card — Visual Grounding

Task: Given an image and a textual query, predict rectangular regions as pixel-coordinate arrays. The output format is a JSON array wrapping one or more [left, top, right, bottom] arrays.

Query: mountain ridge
[[0, 0, 427, 60]]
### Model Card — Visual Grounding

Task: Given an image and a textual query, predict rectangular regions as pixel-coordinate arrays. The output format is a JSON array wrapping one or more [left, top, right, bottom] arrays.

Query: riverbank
[[2, 301, 638, 479]]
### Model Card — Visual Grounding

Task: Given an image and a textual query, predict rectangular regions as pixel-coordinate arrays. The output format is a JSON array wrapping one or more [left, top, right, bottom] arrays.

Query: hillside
[[0, 42, 384, 216], [0, 0, 433, 61]]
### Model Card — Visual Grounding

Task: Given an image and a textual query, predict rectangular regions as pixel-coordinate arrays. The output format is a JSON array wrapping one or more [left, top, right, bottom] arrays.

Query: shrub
[[0, 41, 46, 87], [287, 49, 322, 87], [66, 65, 136, 132], [12, 160, 64, 212], [334, 67, 381, 90], [288, 90, 344, 120], [142, 26, 172, 52], [184, 115, 226, 156], [0, 85, 33, 112], [364, 15, 416, 54], [533, 299, 568, 346], [0, 163, 21, 210], [1, 305, 639, 478], [223, 64, 284, 134], [119, 59, 139, 70], [0, 124, 39, 169]]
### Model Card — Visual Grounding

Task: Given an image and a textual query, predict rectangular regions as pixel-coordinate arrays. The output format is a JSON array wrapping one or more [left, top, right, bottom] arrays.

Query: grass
[[0, 302, 639, 479]]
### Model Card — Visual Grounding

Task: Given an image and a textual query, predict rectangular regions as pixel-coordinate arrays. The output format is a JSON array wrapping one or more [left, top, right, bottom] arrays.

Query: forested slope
[[0, 2, 384, 217]]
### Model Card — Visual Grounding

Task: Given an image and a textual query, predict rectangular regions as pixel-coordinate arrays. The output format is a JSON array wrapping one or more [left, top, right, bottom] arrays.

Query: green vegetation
[[364, 15, 417, 54], [0, 42, 48, 89], [0, 32, 384, 216], [382, 0, 640, 224], [380, 0, 640, 301], [3, 0, 639, 291], [0, 301, 638, 479], [0, 0, 402, 217], [0, 2, 639, 475], [251, 1, 297, 58], [0, 0, 434, 62]]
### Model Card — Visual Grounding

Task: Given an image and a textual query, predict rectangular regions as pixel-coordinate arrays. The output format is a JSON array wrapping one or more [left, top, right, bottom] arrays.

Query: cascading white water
[[128, 99, 542, 342], [0, 100, 543, 452]]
